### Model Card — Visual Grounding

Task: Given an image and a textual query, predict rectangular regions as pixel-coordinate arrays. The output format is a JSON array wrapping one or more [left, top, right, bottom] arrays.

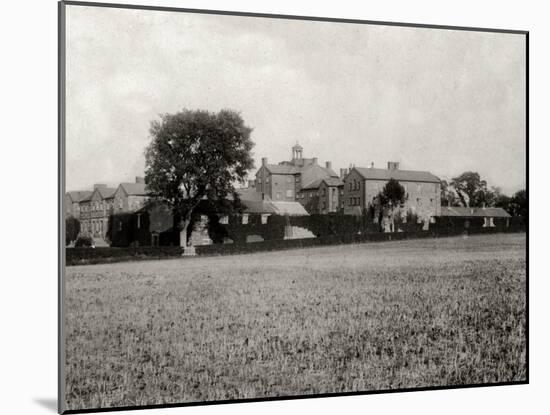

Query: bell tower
[[292, 142, 303, 160]]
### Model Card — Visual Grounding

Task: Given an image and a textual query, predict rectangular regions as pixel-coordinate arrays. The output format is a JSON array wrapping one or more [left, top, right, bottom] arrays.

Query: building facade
[[343, 162, 441, 221], [69, 177, 148, 243], [297, 177, 344, 214], [254, 143, 340, 208]]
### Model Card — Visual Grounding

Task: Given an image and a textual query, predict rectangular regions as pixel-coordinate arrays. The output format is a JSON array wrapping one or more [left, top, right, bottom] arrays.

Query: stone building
[[254, 143, 339, 208], [343, 162, 441, 221]]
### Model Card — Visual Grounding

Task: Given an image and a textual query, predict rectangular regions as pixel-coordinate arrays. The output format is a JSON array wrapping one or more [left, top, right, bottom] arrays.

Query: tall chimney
[[93, 183, 107, 190], [340, 168, 348, 178], [262, 157, 268, 167], [312, 157, 318, 165], [326, 161, 332, 170], [135, 176, 145, 184], [370, 162, 374, 168]]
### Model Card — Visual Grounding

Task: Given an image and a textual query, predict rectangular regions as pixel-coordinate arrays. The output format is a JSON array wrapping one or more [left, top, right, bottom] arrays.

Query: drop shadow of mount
[[34, 398, 57, 413]]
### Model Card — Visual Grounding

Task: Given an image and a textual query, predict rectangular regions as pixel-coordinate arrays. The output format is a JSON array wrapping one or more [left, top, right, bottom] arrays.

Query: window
[[220, 215, 229, 224], [118, 198, 123, 209], [417, 183, 422, 193], [349, 198, 352, 206], [295, 176, 300, 182], [322, 201, 326, 210], [276, 192, 281, 199], [286, 176, 292, 183], [261, 214, 269, 224], [242, 214, 249, 225], [137, 214, 141, 229], [349, 182, 352, 191], [321, 188, 326, 196], [118, 220, 122, 231], [266, 177, 270, 184], [417, 198, 422, 206], [286, 189, 293, 198]]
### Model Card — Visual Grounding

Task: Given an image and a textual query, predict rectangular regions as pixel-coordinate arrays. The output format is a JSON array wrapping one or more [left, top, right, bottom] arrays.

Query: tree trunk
[[179, 217, 191, 248]]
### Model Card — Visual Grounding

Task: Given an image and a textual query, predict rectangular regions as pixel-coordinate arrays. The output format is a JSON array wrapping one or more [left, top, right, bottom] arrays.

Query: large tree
[[450, 171, 488, 207], [144, 109, 254, 248]]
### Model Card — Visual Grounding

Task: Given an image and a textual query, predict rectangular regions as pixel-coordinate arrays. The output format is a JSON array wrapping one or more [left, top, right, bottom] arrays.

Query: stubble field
[[64, 233, 527, 411]]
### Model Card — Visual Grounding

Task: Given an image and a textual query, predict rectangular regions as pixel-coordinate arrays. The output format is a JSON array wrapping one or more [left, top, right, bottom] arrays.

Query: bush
[[74, 235, 93, 248], [66, 215, 80, 246]]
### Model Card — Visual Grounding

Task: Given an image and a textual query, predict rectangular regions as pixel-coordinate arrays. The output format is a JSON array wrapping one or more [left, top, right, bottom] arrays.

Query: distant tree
[[450, 171, 488, 207], [510, 189, 527, 217], [65, 215, 80, 246], [440, 180, 460, 207], [144, 109, 254, 248]]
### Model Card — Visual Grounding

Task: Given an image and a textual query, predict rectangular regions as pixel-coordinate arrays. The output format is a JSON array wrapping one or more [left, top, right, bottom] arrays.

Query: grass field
[[64, 233, 527, 411]]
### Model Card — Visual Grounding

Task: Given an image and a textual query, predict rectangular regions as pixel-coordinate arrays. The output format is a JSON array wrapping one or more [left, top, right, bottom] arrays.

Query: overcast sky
[[65, 5, 526, 195]]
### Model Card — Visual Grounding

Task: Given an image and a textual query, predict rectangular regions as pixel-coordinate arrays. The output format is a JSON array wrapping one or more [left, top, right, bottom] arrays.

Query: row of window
[[219, 214, 270, 225]]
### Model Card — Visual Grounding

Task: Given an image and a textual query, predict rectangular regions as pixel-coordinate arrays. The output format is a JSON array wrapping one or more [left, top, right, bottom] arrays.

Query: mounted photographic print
[[59, 1, 528, 413]]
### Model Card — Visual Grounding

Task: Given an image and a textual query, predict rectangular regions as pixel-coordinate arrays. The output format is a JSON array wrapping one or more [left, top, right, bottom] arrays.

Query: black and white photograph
[[59, 1, 527, 413]]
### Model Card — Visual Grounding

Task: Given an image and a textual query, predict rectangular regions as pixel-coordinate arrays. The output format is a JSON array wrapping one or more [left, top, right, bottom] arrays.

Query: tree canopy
[[378, 178, 407, 208], [450, 171, 488, 207], [144, 109, 254, 247]]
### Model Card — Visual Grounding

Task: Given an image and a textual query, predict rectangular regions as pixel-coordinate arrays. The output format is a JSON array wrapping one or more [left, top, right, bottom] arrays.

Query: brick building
[[113, 177, 148, 214], [298, 177, 344, 214], [65, 191, 91, 219], [343, 162, 441, 221], [70, 177, 149, 243], [79, 184, 116, 239], [254, 143, 340, 209]]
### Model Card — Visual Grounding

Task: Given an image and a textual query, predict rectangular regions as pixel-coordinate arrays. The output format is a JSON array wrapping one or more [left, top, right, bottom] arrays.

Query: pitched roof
[[241, 200, 308, 216], [354, 167, 440, 183], [323, 177, 344, 187], [439, 206, 511, 218], [264, 164, 300, 175], [235, 187, 264, 201], [300, 164, 340, 188], [96, 187, 117, 199], [120, 182, 148, 196], [301, 179, 323, 190], [66, 191, 92, 202]]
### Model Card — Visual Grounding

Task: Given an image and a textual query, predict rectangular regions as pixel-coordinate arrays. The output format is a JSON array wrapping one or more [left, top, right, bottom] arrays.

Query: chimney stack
[[340, 168, 348, 178], [135, 176, 145, 184], [370, 162, 374, 168], [326, 161, 332, 170], [387, 161, 399, 171], [262, 157, 268, 167], [93, 183, 107, 190], [312, 157, 318, 165]]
